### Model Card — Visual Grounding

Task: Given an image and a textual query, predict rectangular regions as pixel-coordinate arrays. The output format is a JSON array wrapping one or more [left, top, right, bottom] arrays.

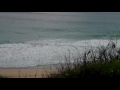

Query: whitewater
[[0, 12, 120, 67]]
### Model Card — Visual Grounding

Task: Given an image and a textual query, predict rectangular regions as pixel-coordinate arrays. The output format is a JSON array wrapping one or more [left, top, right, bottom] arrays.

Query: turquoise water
[[0, 12, 120, 67]]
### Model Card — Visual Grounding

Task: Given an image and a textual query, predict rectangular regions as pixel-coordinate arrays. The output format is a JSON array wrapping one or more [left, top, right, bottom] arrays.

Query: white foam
[[0, 39, 120, 67]]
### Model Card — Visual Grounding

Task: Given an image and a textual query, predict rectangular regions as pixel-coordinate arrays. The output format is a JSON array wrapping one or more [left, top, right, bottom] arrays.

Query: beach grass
[[0, 75, 9, 78], [46, 39, 120, 78]]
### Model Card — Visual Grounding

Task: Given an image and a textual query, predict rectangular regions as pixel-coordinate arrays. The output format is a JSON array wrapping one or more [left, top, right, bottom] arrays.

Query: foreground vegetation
[[46, 39, 120, 79]]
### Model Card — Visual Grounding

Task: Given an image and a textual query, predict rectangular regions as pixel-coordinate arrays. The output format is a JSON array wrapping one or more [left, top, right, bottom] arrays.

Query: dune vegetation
[[45, 39, 120, 79]]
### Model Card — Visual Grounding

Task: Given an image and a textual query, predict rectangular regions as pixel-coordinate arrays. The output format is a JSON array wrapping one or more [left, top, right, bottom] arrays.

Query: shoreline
[[0, 64, 57, 78]]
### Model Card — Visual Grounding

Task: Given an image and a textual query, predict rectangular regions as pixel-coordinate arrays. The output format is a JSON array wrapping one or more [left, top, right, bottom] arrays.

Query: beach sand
[[0, 65, 57, 78]]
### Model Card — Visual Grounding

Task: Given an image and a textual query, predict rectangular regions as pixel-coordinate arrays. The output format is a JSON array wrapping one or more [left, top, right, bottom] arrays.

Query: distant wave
[[13, 31, 25, 35]]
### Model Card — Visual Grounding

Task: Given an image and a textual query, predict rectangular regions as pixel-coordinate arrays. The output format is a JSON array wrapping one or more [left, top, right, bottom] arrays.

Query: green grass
[[46, 39, 120, 79], [0, 75, 8, 78], [50, 60, 120, 78]]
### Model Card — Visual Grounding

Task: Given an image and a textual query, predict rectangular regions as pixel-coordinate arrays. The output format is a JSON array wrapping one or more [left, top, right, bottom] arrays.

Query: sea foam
[[0, 39, 120, 68]]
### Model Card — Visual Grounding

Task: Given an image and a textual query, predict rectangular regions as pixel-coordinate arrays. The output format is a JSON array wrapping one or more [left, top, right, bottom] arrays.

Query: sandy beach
[[0, 65, 57, 78]]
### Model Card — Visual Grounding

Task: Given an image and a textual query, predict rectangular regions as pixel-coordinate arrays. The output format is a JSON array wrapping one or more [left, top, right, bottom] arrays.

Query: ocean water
[[0, 12, 120, 67]]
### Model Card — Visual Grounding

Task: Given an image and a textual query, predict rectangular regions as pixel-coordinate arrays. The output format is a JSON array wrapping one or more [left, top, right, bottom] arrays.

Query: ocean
[[0, 12, 120, 67]]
